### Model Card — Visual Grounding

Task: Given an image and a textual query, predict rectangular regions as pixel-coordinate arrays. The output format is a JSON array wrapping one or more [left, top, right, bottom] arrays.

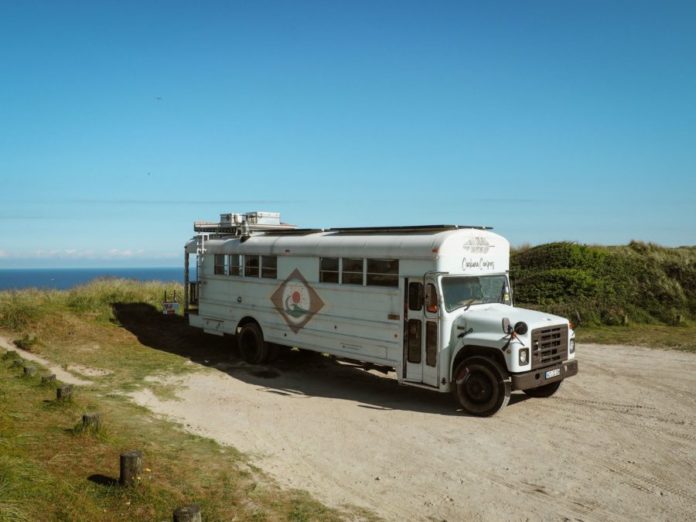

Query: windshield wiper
[[462, 298, 477, 311]]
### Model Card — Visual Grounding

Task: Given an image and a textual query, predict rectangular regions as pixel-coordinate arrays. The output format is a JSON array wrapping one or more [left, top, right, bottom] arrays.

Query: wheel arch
[[451, 344, 508, 380], [236, 315, 261, 334]]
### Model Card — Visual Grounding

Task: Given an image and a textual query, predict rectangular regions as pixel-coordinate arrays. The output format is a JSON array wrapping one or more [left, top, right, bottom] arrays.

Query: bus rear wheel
[[452, 356, 511, 417], [238, 323, 268, 364]]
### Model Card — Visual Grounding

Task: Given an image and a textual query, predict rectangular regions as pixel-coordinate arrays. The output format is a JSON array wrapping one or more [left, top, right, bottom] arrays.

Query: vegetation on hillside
[[511, 241, 696, 327], [0, 279, 182, 331]]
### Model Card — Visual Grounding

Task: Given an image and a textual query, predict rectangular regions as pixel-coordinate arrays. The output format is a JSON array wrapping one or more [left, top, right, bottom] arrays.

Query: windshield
[[441, 275, 511, 312]]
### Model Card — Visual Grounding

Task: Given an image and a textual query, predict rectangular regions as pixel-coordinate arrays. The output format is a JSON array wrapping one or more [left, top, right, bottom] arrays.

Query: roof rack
[[325, 225, 492, 235], [257, 228, 325, 236], [193, 212, 492, 238], [193, 221, 298, 234]]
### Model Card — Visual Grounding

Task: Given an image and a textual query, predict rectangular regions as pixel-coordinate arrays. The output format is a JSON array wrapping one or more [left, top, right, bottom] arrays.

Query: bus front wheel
[[452, 356, 511, 417], [238, 323, 268, 364]]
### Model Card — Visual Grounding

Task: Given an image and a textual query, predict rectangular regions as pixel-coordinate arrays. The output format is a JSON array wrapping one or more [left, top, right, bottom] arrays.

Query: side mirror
[[502, 317, 512, 334]]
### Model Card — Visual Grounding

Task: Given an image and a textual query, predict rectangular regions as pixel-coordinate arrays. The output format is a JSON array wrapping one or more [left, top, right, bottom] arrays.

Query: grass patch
[[0, 352, 367, 521], [0, 280, 374, 521], [576, 323, 696, 353]]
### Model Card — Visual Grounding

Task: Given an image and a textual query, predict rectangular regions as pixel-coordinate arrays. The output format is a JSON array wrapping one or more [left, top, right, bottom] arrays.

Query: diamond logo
[[271, 269, 324, 333]]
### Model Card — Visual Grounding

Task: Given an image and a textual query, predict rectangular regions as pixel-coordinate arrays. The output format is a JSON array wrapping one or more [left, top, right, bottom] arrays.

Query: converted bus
[[184, 212, 578, 416]]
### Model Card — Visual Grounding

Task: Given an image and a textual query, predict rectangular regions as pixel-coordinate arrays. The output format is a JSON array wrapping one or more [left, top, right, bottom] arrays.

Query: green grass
[[576, 323, 696, 353], [511, 241, 696, 326], [0, 280, 375, 521], [0, 279, 182, 331], [0, 360, 354, 521]]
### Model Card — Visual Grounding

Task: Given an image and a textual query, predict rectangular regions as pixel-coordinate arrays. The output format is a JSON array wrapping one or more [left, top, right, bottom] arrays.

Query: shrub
[[511, 242, 696, 326], [0, 279, 183, 331]]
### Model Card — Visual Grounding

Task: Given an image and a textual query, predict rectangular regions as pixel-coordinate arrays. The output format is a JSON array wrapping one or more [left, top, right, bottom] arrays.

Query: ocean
[[0, 267, 184, 291]]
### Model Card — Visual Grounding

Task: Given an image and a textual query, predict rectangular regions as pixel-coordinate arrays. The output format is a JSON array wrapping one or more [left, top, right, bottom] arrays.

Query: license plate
[[545, 368, 561, 379]]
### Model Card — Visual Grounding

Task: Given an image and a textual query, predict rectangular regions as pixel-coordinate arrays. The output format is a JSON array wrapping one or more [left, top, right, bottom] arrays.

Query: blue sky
[[1, 0, 694, 267]]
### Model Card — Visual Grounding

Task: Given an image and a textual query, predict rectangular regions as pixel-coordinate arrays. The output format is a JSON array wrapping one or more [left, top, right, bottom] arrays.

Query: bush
[[511, 242, 696, 326], [0, 279, 183, 331], [0, 291, 46, 330]]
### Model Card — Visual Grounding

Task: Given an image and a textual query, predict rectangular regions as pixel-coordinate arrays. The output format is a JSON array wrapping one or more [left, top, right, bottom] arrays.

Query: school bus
[[184, 211, 577, 416]]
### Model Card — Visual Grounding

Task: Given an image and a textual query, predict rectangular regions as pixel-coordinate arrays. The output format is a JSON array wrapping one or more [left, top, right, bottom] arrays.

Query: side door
[[403, 277, 440, 387]]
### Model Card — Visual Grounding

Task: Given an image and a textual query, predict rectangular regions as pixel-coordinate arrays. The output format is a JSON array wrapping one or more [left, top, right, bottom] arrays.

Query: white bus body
[[184, 212, 577, 416]]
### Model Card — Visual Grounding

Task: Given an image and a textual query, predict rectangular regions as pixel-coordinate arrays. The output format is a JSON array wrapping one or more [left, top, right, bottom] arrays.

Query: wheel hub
[[465, 372, 493, 403]]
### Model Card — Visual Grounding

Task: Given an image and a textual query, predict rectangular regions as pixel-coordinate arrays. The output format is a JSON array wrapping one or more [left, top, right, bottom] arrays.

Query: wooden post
[[41, 374, 57, 385], [82, 412, 102, 432], [23, 365, 37, 377], [173, 505, 202, 522], [119, 450, 143, 487], [57, 384, 73, 401]]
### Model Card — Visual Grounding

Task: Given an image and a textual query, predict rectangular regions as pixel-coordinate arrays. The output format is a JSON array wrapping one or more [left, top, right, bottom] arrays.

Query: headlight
[[570, 338, 576, 354], [519, 348, 529, 365]]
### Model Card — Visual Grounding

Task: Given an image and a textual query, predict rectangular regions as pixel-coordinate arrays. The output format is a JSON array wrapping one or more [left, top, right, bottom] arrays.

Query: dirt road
[[131, 344, 696, 521]]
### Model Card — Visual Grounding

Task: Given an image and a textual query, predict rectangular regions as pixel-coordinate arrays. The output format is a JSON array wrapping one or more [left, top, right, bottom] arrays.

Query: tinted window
[[320, 257, 339, 283], [426, 322, 437, 367], [244, 255, 259, 277], [407, 319, 422, 363], [214, 254, 226, 275], [261, 256, 277, 279], [342, 258, 363, 285], [229, 255, 241, 276], [366, 259, 399, 287], [408, 282, 423, 311]]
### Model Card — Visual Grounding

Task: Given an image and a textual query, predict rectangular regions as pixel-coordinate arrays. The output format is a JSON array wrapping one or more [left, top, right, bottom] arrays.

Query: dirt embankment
[[130, 344, 696, 521], [0, 336, 90, 385]]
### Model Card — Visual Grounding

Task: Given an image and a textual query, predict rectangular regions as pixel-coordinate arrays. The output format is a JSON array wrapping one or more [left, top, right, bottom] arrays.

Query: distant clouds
[[0, 250, 8, 258]]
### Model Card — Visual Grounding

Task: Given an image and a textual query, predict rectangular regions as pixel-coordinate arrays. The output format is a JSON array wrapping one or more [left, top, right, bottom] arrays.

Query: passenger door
[[403, 277, 440, 387]]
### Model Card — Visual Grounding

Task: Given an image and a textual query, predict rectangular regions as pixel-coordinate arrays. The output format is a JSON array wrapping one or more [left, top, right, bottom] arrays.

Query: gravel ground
[[128, 343, 696, 521]]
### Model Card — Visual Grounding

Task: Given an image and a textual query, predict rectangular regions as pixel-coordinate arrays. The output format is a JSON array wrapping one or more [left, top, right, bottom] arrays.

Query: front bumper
[[511, 359, 578, 391]]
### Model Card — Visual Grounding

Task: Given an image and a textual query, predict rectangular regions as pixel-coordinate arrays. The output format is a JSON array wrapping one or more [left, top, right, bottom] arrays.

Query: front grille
[[531, 325, 568, 369]]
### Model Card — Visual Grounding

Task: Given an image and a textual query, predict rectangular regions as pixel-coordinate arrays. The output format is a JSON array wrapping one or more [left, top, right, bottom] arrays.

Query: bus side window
[[214, 254, 226, 275], [244, 255, 259, 277], [261, 256, 277, 279], [408, 282, 423, 311], [407, 319, 422, 363], [425, 283, 438, 314], [229, 255, 241, 276]]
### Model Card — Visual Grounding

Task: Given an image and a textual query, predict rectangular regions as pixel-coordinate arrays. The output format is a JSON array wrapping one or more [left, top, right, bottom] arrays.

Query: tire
[[452, 356, 511, 417], [523, 380, 562, 398], [238, 323, 268, 364]]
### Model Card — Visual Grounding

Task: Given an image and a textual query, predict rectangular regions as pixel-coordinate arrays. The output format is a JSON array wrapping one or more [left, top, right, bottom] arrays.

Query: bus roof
[[186, 227, 508, 261]]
